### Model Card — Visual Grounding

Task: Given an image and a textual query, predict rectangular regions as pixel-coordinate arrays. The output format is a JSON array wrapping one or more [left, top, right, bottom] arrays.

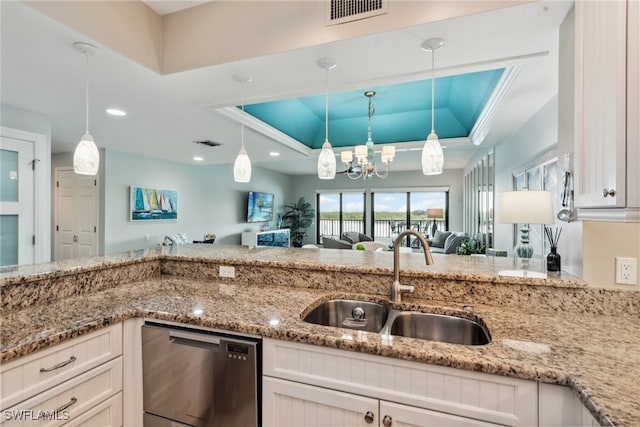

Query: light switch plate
[[615, 257, 637, 285], [219, 265, 236, 278]]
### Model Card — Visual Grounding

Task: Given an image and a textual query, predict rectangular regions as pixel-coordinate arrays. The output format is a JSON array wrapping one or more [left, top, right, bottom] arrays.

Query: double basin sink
[[303, 299, 491, 346]]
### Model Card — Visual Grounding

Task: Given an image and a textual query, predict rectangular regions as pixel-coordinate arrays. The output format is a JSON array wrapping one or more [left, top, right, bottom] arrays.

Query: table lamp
[[426, 208, 444, 237], [498, 190, 554, 258]]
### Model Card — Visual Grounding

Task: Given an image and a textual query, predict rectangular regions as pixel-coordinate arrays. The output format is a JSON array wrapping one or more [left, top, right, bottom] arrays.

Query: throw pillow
[[342, 231, 360, 244], [358, 233, 373, 242], [431, 230, 451, 248]]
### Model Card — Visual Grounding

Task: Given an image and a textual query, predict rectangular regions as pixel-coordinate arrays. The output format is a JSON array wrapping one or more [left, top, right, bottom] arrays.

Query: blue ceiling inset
[[243, 68, 505, 149]]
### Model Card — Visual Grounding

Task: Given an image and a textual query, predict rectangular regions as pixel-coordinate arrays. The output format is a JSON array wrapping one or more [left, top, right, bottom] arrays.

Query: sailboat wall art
[[130, 186, 178, 221]]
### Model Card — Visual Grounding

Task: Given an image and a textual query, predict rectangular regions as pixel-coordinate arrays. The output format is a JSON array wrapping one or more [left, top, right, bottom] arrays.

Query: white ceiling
[[0, 1, 572, 176], [142, 1, 214, 16]]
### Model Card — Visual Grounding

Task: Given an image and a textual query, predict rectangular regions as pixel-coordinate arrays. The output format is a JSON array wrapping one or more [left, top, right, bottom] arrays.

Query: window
[[372, 189, 448, 247], [512, 152, 558, 257], [316, 192, 365, 243]]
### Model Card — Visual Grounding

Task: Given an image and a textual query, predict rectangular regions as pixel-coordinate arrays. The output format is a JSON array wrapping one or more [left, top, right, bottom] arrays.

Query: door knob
[[364, 411, 374, 424], [73, 235, 78, 242], [382, 415, 393, 426], [602, 188, 616, 198]]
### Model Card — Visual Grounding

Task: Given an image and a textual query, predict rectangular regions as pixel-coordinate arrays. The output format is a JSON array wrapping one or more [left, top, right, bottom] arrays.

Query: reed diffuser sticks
[[545, 225, 562, 273], [545, 225, 562, 248]]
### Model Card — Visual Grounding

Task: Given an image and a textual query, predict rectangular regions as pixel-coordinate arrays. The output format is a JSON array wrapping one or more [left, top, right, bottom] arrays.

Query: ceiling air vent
[[193, 140, 223, 147], [326, 0, 388, 26]]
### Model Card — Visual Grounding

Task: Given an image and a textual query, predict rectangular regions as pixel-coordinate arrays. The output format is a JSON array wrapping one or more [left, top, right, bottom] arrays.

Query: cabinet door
[[574, 0, 627, 208], [263, 377, 378, 427], [538, 384, 599, 427], [380, 401, 500, 427]]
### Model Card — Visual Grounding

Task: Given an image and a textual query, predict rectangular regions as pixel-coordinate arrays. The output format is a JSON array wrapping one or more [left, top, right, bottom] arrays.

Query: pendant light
[[73, 42, 101, 175], [317, 58, 337, 180], [233, 74, 252, 183], [420, 38, 445, 175]]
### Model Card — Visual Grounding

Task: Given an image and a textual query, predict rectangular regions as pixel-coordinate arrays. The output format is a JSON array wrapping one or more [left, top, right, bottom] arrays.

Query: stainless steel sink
[[302, 299, 390, 333], [387, 312, 491, 345], [302, 298, 491, 345]]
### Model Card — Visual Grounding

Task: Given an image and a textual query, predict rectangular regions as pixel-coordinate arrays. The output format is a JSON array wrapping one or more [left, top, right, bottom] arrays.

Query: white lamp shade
[[73, 133, 100, 175], [317, 141, 336, 179], [354, 145, 368, 159], [381, 145, 395, 162], [421, 131, 444, 175], [341, 150, 353, 163], [233, 148, 252, 183], [498, 191, 555, 224]]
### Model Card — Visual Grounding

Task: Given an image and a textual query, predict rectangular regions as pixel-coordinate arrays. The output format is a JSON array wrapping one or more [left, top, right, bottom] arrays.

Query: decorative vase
[[547, 246, 561, 273]]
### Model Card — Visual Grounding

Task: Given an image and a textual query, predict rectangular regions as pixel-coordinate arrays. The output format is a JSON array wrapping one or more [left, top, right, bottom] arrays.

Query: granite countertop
[[0, 244, 586, 288], [1, 272, 639, 426]]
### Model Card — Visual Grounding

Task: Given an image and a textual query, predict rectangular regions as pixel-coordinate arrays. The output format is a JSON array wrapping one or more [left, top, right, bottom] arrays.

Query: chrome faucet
[[391, 230, 434, 302]]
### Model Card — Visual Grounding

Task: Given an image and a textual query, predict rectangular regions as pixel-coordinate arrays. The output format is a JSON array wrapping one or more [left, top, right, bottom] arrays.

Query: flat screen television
[[247, 191, 274, 223]]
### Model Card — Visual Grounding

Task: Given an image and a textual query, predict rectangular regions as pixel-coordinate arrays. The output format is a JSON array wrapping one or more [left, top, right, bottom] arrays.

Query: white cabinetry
[[0, 324, 123, 427], [539, 383, 599, 427], [262, 339, 537, 426], [574, 0, 640, 218]]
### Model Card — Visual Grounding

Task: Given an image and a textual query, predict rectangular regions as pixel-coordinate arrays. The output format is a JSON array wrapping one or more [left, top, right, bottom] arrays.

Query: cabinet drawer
[[264, 339, 537, 426], [1, 324, 122, 410], [62, 392, 122, 427], [1, 357, 123, 427]]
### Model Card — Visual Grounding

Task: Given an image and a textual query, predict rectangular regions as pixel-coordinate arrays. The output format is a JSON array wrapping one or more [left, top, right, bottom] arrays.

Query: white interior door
[[0, 137, 35, 267], [55, 168, 97, 260]]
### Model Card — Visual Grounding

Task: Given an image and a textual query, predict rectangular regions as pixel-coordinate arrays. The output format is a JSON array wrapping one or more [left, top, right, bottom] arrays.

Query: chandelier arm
[[374, 162, 390, 179]]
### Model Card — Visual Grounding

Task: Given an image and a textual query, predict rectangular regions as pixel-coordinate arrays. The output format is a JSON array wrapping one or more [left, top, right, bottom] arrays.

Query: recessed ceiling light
[[193, 156, 204, 161], [269, 152, 280, 157], [106, 108, 126, 116]]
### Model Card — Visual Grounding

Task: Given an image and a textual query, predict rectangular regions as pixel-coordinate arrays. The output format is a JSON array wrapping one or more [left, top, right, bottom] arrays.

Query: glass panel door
[[0, 138, 34, 267]]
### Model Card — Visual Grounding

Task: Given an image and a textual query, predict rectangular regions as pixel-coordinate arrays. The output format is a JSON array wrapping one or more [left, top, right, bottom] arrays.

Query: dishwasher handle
[[168, 329, 221, 351]]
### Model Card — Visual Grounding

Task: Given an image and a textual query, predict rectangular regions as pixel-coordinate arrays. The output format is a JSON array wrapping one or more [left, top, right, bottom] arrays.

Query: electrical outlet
[[615, 257, 637, 285], [219, 265, 235, 278]]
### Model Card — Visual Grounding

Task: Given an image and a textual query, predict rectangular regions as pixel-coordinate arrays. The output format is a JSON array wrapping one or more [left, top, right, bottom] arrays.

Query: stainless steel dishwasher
[[142, 322, 260, 427]]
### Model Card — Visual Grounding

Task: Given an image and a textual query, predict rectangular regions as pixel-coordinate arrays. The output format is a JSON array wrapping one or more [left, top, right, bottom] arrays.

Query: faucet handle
[[399, 284, 414, 294]]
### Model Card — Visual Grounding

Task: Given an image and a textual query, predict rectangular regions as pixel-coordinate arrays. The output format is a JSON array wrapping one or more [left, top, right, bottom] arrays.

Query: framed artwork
[[130, 186, 177, 221]]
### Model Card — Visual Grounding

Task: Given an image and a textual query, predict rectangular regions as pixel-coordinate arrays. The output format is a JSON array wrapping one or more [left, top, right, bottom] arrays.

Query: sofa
[[321, 232, 373, 249], [427, 231, 486, 254], [427, 231, 469, 254]]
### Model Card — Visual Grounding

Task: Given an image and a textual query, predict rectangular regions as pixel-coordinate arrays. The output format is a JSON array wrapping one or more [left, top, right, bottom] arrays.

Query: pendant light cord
[[85, 53, 90, 134], [241, 82, 245, 150], [367, 94, 374, 139], [324, 66, 329, 143], [431, 49, 435, 134]]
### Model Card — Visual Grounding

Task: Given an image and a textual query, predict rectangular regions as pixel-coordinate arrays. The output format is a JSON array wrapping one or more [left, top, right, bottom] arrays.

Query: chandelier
[[339, 91, 395, 180]]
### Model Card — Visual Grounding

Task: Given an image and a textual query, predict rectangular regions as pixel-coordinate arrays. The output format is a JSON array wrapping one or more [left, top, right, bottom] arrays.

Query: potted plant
[[282, 197, 315, 247], [456, 238, 487, 255]]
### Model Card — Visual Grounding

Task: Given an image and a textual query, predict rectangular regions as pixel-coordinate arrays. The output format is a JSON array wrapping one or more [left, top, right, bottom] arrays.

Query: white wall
[[291, 169, 464, 245], [103, 149, 292, 254], [492, 96, 558, 254]]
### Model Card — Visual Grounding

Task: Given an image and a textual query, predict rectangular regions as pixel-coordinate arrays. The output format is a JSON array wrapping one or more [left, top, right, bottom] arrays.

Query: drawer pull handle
[[55, 396, 78, 412], [40, 356, 77, 372], [364, 411, 374, 423], [382, 415, 393, 427], [602, 188, 616, 198]]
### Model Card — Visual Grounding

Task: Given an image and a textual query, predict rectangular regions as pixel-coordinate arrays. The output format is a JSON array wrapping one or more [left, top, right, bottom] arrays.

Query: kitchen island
[[1, 245, 639, 426]]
